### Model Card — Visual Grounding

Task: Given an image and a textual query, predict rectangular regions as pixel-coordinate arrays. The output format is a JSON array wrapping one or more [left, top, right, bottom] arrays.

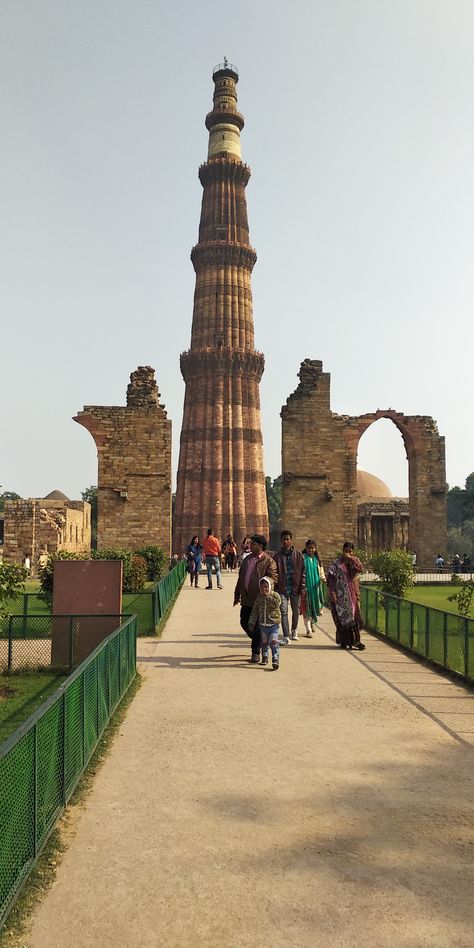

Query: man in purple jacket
[[274, 530, 306, 644]]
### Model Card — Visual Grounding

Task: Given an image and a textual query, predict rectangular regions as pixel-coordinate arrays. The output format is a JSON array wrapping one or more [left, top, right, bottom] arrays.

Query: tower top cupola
[[206, 60, 244, 161]]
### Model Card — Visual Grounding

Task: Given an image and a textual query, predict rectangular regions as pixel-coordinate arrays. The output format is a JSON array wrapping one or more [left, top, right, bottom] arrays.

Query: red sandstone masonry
[[174, 66, 268, 552]]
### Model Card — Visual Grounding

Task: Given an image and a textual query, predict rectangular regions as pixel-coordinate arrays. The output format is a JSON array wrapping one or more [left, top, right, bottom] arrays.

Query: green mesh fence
[[156, 560, 186, 621], [361, 587, 473, 682], [5, 561, 186, 638], [0, 614, 137, 929], [0, 615, 131, 674]]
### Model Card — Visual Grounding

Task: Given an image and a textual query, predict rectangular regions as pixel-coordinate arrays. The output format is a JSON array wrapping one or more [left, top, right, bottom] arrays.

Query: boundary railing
[[360, 586, 474, 682], [4, 561, 187, 636], [361, 570, 474, 585], [0, 614, 130, 673], [0, 614, 137, 930]]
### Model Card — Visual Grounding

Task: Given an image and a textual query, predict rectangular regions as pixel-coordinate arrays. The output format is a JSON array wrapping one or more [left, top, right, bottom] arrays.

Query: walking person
[[301, 539, 325, 637], [326, 542, 366, 650], [224, 535, 237, 571], [186, 535, 202, 587], [248, 577, 281, 670], [202, 529, 223, 589], [233, 534, 278, 663], [274, 530, 305, 644]]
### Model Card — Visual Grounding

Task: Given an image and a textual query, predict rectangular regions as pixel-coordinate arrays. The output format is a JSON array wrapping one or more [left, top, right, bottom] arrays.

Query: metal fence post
[[69, 616, 74, 670], [96, 652, 100, 738], [443, 612, 448, 668], [33, 722, 38, 858], [375, 591, 378, 632], [425, 607, 430, 659], [410, 602, 414, 650], [397, 597, 401, 643], [464, 618, 470, 680], [22, 593, 28, 637], [62, 690, 67, 804], [152, 587, 158, 630], [118, 627, 122, 695], [7, 615, 13, 673], [82, 670, 86, 766], [107, 641, 111, 715]]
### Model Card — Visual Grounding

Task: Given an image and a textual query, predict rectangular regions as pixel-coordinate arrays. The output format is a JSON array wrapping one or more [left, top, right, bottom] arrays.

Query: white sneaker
[[280, 636, 290, 646], [305, 630, 313, 638], [291, 633, 298, 641]]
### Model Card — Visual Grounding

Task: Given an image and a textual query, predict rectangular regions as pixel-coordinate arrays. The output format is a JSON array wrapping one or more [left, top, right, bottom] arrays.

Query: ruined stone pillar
[[74, 367, 172, 555], [174, 63, 268, 551]]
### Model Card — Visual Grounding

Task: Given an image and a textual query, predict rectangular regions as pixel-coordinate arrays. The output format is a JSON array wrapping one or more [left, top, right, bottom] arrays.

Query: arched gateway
[[281, 360, 447, 567]]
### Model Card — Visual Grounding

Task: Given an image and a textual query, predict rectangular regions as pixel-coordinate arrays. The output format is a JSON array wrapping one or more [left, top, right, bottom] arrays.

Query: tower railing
[[213, 62, 238, 77]]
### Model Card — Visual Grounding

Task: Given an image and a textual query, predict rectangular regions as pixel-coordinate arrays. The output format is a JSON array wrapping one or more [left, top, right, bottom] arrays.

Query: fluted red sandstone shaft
[[174, 63, 269, 552]]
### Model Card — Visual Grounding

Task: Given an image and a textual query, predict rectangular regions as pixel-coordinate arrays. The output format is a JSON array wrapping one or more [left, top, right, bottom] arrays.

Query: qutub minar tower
[[174, 62, 269, 551]]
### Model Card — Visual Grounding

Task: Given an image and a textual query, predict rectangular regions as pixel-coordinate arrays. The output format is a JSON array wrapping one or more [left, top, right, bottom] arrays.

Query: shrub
[[39, 548, 148, 599], [91, 549, 147, 592], [370, 549, 416, 598], [0, 562, 27, 615], [135, 545, 167, 582], [126, 555, 148, 591], [448, 575, 474, 618]]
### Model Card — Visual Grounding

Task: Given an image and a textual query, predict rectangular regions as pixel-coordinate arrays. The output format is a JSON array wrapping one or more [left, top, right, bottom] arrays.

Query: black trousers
[[240, 605, 261, 655]]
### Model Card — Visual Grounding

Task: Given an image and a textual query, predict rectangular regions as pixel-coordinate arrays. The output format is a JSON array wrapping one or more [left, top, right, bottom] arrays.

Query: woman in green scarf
[[301, 539, 326, 637]]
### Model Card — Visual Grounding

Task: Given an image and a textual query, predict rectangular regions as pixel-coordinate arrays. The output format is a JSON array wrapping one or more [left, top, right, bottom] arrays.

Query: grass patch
[[0, 671, 66, 741], [365, 583, 474, 619], [0, 671, 142, 945], [405, 585, 474, 618]]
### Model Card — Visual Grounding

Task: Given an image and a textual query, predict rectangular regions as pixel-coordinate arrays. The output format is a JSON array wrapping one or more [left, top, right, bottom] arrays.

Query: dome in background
[[43, 489, 70, 501], [357, 470, 393, 499]]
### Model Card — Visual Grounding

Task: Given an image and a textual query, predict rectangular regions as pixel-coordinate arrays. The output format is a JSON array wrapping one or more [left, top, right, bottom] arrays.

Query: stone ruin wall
[[74, 366, 172, 555], [3, 499, 91, 575], [281, 360, 447, 568]]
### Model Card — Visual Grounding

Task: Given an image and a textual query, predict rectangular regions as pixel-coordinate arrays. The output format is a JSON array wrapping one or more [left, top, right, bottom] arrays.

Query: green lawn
[[364, 583, 474, 618], [406, 585, 474, 618], [0, 672, 66, 742]]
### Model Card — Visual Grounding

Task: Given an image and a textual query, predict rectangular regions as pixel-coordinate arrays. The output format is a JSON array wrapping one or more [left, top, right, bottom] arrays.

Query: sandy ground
[[26, 571, 474, 948]]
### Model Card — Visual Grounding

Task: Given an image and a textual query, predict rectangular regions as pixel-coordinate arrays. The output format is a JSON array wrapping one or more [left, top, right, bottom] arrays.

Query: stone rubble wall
[[282, 360, 447, 568], [75, 366, 172, 555], [3, 499, 91, 575]]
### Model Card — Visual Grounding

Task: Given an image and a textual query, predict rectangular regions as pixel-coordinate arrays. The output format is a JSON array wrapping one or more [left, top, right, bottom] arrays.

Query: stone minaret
[[173, 62, 269, 552]]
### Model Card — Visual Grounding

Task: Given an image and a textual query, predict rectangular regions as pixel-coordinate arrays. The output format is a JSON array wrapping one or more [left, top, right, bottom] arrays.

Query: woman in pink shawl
[[326, 542, 366, 650]]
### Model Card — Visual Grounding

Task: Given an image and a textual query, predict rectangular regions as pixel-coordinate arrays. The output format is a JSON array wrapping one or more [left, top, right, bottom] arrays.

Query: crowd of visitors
[[184, 529, 366, 670]]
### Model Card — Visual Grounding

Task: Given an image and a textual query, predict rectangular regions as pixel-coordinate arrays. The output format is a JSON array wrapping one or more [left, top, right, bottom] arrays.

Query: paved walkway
[[27, 573, 474, 947]]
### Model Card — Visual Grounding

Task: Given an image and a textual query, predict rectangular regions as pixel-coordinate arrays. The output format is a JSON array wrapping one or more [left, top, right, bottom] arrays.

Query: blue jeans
[[206, 555, 222, 587], [261, 624, 280, 664], [280, 593, 301, 638]]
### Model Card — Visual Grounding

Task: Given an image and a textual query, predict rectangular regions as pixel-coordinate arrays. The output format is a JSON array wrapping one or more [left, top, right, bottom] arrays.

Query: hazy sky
[[1, 0, 473, 501]]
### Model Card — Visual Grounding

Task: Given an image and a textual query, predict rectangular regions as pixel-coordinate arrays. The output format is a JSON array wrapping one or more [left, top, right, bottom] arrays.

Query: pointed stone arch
[[281, 362, 447, 566]]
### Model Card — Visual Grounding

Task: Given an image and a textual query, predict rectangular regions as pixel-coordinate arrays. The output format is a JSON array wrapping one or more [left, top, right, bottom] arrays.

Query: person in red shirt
[[202, 528, 223, 589]]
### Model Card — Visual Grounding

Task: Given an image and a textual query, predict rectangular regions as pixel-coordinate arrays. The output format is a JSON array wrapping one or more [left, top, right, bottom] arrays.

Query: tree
[[463, 473, 474, 521], [81, 485, 98, 549], [370, 549, 416, 599], [447, 485, 465, 527], [265, 475, 282, 527]]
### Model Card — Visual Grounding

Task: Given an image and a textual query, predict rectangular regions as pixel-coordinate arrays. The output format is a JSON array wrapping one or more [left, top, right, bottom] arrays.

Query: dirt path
[[26, 572, 473, 947]]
